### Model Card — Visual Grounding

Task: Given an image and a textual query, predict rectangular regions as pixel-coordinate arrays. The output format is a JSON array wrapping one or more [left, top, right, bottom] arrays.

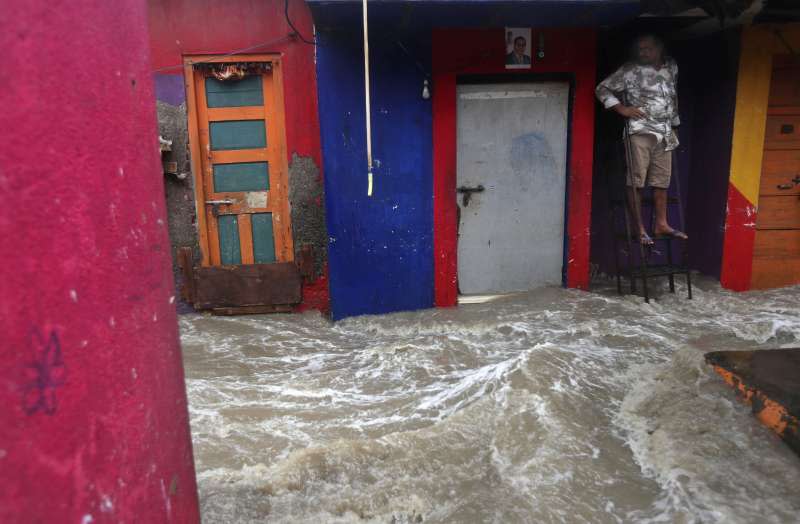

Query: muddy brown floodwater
[[179, 279, 800, 523]]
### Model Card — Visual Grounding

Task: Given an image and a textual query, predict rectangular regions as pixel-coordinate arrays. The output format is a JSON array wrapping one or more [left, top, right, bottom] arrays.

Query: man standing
[[596, 34, 687, 245], [506, 36, 532, 65]]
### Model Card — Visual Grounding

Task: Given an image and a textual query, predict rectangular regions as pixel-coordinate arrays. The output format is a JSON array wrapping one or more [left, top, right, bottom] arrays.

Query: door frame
[[453, 75, 574, 295], [431, 28, 598, 307], [183, 53, 293, 267]]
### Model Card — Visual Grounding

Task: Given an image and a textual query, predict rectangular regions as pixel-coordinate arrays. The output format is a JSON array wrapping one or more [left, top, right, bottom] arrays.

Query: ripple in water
[[179, 279, 800, 523]]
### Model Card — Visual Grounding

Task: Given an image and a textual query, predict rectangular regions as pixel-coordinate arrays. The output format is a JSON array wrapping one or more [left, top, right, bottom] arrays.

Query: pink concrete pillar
[[0, 1, 200, 522]]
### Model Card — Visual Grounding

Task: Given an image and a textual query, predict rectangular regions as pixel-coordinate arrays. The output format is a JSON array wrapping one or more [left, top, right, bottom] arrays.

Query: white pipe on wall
[[362, 0, 374, 196]]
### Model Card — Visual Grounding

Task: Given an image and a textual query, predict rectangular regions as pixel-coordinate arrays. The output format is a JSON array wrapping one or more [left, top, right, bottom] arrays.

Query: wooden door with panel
[[752, 55, 800, 289], [182, 56, 299, 311], [190, 57, 293, 268]]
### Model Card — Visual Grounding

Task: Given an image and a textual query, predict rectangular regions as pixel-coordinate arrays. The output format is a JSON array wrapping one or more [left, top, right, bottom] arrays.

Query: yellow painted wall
[[729, 23, 800, 206]]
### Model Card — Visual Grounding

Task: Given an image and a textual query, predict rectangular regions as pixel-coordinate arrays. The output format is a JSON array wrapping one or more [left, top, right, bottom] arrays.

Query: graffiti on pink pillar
[[22, 328, 66, 416]]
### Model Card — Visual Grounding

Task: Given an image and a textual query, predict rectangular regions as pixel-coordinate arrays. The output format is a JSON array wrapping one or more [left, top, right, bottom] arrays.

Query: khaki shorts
[[626, 133, 672, 189]]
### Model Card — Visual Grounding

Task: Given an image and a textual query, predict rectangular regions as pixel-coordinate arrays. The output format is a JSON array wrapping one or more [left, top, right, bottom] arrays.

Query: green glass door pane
[[205, 76, 263, 108], [218, 215, 242, 265], [251, 213, 276, 263], [213, 162, 270, 192], [209, 120, 266, 150]]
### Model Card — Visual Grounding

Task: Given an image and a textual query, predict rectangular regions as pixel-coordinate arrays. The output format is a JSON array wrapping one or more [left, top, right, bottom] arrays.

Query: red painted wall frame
[[432, 28, 597, 306]]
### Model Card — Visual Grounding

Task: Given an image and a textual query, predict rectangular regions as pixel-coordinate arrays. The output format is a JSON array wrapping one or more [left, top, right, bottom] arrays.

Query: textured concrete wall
[[148, 0, 329, 311], [157, 98, 198, 296], [0, 0, 200, 522], [289, 153, 327, 278]]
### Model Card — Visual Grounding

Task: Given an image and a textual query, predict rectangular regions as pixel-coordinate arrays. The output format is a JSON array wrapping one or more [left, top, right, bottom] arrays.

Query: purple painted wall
[[0, 1, 200, 521], [683, 30, 740, 277], [154, 73, 187, 106]]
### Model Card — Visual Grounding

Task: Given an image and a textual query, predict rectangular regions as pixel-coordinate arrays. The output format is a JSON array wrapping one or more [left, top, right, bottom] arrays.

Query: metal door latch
[[457, 185, 485, 207], [776, 176, 800, 190], [205, 199, 234, 217]]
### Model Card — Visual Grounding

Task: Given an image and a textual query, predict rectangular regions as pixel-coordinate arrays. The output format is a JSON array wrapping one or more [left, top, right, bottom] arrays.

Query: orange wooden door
[[752, 56, 800, 289], [185, 56, 293, 267]]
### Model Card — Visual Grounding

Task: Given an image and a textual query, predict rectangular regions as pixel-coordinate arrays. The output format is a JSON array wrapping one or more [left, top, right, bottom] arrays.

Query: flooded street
[[179, 280, 800, 523]]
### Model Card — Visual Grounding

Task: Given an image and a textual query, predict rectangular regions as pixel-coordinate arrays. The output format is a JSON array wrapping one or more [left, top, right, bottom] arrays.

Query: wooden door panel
[[211, 149, 269, 165], [207, 106, 265, 121], [760, 150, 800, 196], [753, 229, 800, 258], [764, 115, 800, 150], [193, 263, 301, 309], [237, 214, 255, 264], [768, 58, 800, 110], [756, 195, 800, 229], [751, 257, 800, 289]]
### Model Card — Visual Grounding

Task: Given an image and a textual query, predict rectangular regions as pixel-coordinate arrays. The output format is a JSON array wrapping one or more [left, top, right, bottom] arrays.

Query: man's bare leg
[[626, 186, 650, 244], [653, 188, 687, 239]]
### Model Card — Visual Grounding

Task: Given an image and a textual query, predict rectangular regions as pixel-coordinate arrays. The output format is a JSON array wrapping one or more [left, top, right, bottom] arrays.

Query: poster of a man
[[505, 28, 532, 68]]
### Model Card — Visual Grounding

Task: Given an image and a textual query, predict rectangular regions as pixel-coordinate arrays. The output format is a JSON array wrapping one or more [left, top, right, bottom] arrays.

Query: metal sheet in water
[[180, 279, 800, 523]]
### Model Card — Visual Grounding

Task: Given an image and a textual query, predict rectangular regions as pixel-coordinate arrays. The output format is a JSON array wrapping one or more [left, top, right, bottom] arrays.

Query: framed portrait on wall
[[505, 28, 532, 69]]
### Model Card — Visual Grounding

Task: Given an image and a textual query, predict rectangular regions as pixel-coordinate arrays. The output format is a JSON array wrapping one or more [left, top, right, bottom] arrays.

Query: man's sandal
[[657, 229, 688, 240]]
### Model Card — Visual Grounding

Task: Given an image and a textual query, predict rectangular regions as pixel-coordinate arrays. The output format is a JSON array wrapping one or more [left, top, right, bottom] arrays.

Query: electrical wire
[[151, 35, 294, 73], [151, 0, 315, 73], [285, 0, 316, 45]]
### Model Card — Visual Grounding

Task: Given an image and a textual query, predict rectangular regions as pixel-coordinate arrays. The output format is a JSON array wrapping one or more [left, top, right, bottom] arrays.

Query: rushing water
[[179, 279, 800, 523]]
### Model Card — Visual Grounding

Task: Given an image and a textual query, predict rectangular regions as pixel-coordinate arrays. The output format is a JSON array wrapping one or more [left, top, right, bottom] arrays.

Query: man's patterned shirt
[[596, 59, 680, 151]]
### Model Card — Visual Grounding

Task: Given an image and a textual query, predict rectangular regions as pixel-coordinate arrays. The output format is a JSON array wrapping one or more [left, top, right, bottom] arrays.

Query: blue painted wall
[[311, 2, 640, 318], [315, 24, 434, 319]]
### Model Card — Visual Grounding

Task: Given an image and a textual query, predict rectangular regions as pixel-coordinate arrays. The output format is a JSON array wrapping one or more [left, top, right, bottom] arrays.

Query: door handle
[[457, 185, 485, 207], [776, 176, 800, 190], [205, 199, 235, 205]]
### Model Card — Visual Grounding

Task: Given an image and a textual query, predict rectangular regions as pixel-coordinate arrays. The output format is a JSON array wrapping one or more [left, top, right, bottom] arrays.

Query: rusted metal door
[[456, 82, 569, 294], [752, 55, 800, 288]]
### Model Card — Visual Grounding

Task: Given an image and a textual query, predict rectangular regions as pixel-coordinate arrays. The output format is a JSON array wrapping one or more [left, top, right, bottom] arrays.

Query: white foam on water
[[180, 279, 800, 523]]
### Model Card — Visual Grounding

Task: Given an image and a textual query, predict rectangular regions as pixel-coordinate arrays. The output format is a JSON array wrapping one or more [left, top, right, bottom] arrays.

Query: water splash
[[180, 279, 800, 523]]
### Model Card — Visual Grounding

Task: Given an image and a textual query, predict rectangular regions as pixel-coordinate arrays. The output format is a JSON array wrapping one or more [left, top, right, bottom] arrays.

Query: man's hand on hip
[[613, 104, 646, 120]]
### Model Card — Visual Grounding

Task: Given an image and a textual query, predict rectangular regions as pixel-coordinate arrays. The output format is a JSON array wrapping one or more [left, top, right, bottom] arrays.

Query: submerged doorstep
[[705, 349, 800, 455]]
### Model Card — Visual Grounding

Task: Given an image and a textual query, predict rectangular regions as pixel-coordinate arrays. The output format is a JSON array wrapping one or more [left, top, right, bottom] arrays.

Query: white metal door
[[456, 82, 569, 294]]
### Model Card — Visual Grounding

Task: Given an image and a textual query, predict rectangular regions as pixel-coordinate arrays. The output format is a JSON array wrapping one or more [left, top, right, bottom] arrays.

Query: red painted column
[[0, 1, 200, 522], [720, 184, 757, 291], [433, 71, 459, 307]]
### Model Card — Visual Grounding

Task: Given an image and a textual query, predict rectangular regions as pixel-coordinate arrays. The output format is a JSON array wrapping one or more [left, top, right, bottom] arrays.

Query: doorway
[[182, 55, 301, 312], [456, 81, 570, 295], [185, 55, 293, 267]]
